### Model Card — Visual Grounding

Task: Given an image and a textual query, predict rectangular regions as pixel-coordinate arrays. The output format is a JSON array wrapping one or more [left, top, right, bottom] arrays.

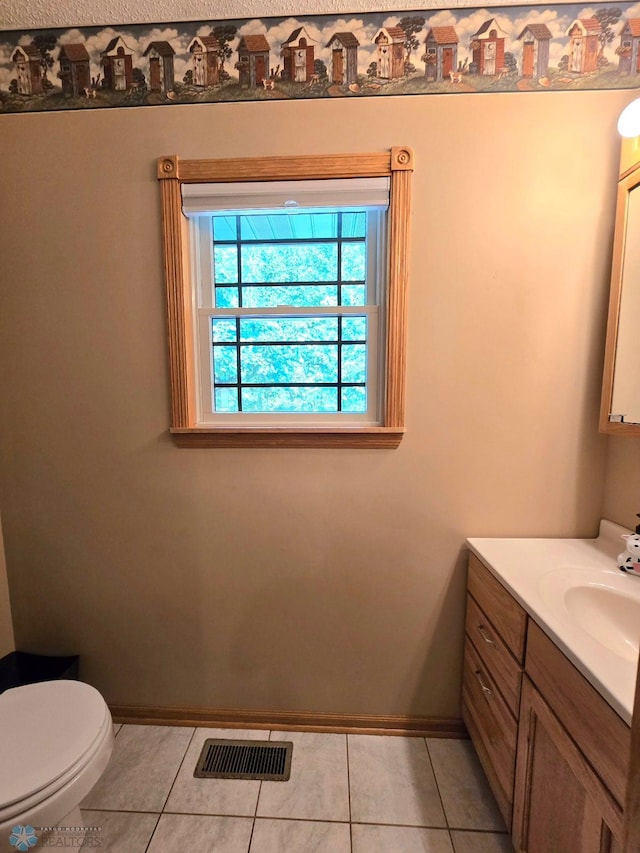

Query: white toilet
[[0, 679, 114, 852]]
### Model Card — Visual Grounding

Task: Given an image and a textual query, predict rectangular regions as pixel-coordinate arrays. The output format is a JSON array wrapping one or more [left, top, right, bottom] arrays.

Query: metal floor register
[[194, 739, 293, 781]]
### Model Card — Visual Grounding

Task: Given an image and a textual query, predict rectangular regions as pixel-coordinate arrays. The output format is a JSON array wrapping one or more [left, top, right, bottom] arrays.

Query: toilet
[[0, 679, 114, 852]]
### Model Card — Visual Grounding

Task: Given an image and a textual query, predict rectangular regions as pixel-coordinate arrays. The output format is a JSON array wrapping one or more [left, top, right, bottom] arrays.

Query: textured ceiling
[[1, 0, 567, 30]]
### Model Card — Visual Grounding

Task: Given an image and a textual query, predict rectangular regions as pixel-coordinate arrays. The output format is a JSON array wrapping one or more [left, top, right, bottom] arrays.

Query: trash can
[[0, 651, 79, 693]]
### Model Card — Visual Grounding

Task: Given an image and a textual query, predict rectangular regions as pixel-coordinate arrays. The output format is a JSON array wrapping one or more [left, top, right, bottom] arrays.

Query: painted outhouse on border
[[327, 32, 360, 85], [281, 27, 315, 83], [101, 36, 134, 91], [57, 44, 91, 97], [12, 44, 42, 95], [517, 23, 551, 78], [187, 36, 220, 88], [565, 18, 602, 73], [144, 41, 176, 93], [617, 19, 640, 75], [423, 26, 458, 81], [470, 19, 506, 76], [373, 27, 405, 80], [237, 34, 271, 87]]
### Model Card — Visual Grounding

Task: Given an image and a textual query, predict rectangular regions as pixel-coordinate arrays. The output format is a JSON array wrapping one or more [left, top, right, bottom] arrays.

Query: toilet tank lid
[[0, 679, 110, 806]]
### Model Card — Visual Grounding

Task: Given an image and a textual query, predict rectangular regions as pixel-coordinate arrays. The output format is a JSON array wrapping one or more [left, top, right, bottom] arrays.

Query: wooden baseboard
[[109, 703, 467, 738]]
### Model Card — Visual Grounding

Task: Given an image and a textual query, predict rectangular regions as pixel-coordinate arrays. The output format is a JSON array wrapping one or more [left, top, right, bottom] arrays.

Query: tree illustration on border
[[213, 23, 238, 78], [399, 16, 426, 67], [503, 52, 518, 74], [594, 7, 622, 53], [33, 33, 58, 89]]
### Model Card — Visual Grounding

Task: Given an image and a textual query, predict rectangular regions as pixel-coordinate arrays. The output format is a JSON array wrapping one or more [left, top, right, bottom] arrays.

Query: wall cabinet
[[600, 134, 640, 434], [463, 553, 630, 852]]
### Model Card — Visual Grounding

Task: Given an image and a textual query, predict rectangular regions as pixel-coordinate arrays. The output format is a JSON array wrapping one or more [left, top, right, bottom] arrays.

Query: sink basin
[[537, 567, 640, 663]]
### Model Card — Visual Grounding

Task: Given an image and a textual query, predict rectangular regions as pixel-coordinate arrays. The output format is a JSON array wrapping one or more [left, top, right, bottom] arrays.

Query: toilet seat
[[0, 680, 112, 823]]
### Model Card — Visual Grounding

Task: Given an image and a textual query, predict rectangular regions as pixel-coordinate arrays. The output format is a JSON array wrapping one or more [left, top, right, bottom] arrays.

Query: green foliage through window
[[210, 210, 373, 414]]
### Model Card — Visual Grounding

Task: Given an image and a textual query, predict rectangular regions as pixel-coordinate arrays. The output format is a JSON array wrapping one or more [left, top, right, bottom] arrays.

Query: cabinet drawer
[[525, 621, 630, 807], [465, 594, 522, 719], [462, 638, 518, 818], [467, 553, 527, 663]]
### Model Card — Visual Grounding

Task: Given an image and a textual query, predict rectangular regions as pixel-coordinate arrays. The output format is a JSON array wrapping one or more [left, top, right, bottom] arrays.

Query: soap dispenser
[[617, 514, 640, 575]]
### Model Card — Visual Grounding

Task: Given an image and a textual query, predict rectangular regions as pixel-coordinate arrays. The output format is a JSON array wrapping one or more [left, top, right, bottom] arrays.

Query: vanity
[[463, 521, 638, 853]]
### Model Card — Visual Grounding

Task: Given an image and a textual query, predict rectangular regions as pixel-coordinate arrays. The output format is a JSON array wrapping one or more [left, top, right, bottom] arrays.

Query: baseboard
[[109, 703, 467, 738]]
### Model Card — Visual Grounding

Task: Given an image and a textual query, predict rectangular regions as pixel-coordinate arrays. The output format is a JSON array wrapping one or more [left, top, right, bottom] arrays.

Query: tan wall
[[0, 512, 15, 657], [0, 89, 627, 716], [602, 439, 640, 531]]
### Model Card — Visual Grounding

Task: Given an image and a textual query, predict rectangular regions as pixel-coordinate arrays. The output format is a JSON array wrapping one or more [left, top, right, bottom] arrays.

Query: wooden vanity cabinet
[[463, 552, 630, 851], [462, 553, 527, 828]]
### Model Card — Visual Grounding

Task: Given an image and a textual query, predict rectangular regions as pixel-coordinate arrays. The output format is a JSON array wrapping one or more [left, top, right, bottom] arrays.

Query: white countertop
[[467, 520, 639, 725]]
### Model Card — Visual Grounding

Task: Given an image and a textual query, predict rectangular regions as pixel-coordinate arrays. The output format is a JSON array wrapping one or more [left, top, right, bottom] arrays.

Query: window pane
[[213, 246, 238, 283], [341, 284, 366, 306], [341, 344, 366, 383], [241, 244, 338, 283], [204, 205, 381, 420], [341, 242, 366, 282], [242, 284, 338, 307], [214, 387, 239, 412], [239, 317, 338, 342], [212, 345, 238, 383], [242, 386, 338, 413], [212, 319, 237, 342], [213, 216, 237, 241], [342, 316, 367, 341], [240, 215, 277, 241], [241, 344, 338, 384], [214, 286, 239, 308], [240, 212, 338, 240], [341, 386, 367, 413], [297, 213, 338, 238], [341, 212, 366, 238]]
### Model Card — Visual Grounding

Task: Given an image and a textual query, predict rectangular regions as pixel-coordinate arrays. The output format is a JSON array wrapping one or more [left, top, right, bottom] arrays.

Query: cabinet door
[[513, 678, 622, 853]]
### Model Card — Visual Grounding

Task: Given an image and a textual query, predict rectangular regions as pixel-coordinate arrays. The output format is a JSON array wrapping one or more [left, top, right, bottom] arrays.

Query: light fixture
[[618, 96, 640, 138]]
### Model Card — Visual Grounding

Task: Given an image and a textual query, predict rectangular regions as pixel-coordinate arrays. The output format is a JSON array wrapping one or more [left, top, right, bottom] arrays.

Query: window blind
[[181, 177, 390, 216]]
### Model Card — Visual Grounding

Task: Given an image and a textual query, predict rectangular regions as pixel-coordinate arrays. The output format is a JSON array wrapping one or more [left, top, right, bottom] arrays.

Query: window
[[157, 149, 413, 448], [187, 180, 388, 425]]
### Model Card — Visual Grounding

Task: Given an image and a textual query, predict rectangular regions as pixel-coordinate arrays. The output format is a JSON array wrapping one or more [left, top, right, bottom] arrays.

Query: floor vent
[[194, 739, 293, 781]]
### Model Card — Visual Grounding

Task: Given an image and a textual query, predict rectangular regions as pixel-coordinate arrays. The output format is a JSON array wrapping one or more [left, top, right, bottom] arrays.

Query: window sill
[[169, 427, 405, 449]]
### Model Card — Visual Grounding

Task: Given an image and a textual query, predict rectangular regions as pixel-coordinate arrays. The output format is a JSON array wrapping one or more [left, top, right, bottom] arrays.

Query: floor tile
[[427, 739, 505, 831], [352, 823, 454, 852], [451, 830, 515, 853], [164, 727, 265, 816], [80, 809, 159, 852], [146, 813, 253, 853], [249, 818, 351, 853], [82, 724, 193, 812], [112, 724, 121, 737], [348, 734, 446, 827], [256, 731, 349, 822]]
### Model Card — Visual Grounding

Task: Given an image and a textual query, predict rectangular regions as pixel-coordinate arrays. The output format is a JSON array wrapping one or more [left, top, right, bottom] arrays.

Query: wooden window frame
[[157, 147, 413, 448]]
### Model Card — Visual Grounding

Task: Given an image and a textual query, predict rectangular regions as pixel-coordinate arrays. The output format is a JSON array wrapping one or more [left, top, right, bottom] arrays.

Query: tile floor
[[79, 724, 516, 852]]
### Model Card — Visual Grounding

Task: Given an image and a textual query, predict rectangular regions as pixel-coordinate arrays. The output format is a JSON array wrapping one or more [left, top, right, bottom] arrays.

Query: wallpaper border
[[1, 2, 638, 114]]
